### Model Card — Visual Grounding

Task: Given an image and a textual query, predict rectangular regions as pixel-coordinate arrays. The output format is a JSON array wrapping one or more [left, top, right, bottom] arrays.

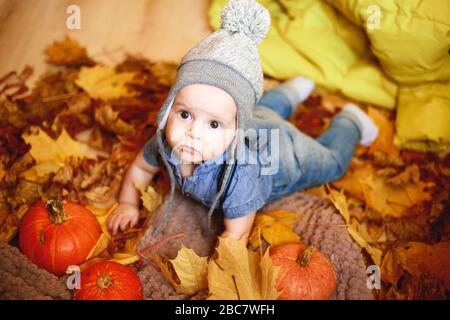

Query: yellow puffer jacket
[[208, 0, 450, 153], [327, 0, 450, 84]]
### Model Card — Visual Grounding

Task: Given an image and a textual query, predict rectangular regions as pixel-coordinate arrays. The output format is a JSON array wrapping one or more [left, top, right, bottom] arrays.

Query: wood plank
[[0, 0, 212, 85]]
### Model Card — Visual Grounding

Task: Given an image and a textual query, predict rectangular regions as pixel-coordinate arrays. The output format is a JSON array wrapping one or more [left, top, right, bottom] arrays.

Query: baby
[[106, 0, 378, 242]]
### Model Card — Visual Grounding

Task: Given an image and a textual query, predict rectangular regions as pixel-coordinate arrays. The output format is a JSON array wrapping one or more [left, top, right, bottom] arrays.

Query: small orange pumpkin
[[19, 199, 101, 275], [74, 261, 143, 300], [270, 243, 336, 300]]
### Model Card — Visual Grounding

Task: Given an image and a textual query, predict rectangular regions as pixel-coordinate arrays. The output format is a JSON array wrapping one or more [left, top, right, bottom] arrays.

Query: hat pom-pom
[[220, 0, 270, 45]]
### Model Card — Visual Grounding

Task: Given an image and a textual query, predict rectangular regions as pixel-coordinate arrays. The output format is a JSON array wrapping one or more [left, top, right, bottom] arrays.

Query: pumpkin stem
[[46, 199, 68, 224], [297, 245, 315, 267], [96, 275, 113, 289]]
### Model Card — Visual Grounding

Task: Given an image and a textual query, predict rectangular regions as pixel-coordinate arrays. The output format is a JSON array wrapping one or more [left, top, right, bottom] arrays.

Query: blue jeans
[[254, 87, 362, 202]]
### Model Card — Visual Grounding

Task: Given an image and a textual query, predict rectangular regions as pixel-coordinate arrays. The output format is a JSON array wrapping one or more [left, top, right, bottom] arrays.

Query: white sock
[[342, 103, 379, 146], [278, 76, 315, 105]]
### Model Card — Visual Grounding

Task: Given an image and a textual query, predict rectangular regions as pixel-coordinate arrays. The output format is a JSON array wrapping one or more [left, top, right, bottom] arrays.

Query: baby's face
[[165, 84, 237, 164]]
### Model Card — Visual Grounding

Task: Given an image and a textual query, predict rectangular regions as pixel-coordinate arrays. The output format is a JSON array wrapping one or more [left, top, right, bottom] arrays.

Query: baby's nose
[[186, 123, 203, 140]]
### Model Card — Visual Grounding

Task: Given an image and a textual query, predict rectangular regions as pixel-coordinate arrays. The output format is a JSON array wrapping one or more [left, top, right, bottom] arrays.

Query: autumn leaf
[[384, 164, 420, 186], [208, 236, 280, 300], [0, 204, 28, 243], [334, 163, 434, 219], [82, 203, 141, 266], [380, 249, 404, 288], [325, 185, 383, 266], [260, 224, 300, 247], [347, 227, 383, 267], [265, 210, 302, 228], [361, 173, 433, 219], [111, 252, 140, 266], [21, 128, 101, 178], [134, 183, 163, 214], [325, 187, 350, 224], [85, 233, 110, 261], [367, 106, 400, 159], [95, 104, 135, 136], [0, 161, 5, 182], [249, 210, 302, 248], [82, 203, 116, 264], [75, 66, 137, 100], [258, 248, 281, 300], [148, 61, 177, 86], [45, 36, 94, 67], [155, 245, 208, 295], [381, 242, 450, 291]]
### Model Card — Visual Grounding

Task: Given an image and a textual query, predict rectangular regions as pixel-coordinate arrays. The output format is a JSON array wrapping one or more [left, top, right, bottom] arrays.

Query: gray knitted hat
[[152, 0, 271, 238]]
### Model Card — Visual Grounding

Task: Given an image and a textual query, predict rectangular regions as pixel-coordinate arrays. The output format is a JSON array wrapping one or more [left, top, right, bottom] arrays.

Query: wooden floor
[[0, 0, 212, 85]]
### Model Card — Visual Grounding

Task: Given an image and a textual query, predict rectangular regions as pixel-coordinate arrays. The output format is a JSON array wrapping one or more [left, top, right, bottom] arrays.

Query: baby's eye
[[209, 120, 221, 129], [179, 111, 191, 120]]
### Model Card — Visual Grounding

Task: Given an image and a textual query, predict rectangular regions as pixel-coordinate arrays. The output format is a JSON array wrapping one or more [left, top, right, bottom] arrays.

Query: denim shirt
[[143, 134, 272, 219]]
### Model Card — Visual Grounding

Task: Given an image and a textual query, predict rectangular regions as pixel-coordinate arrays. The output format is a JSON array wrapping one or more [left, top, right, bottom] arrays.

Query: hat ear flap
[[158, 97, 175, 130]]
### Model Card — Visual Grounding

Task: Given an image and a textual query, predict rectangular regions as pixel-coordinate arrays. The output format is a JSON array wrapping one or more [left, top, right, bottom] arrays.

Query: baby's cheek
[[166, 122, 185, 145], [203, 137, 229, 160]]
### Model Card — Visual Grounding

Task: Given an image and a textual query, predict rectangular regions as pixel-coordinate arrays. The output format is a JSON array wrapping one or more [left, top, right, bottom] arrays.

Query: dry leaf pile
[[297, 93, 449, 299], [0, 37, 175, 268], [1, 37, 448, 300]]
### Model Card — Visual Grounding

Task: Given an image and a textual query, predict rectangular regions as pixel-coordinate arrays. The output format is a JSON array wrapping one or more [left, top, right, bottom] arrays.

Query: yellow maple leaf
[[325, 185, 383, 266], [265, 210, 302, 229], [81, 204, 116, 268], [208, 258, 239, 299], [325, 186, 350, 224], [260, 223, 300, 246], [208, 236, 280, 300], [82, 203, 141, 266], [347, 226, 383, 267], [248, 210, 302, 248], [134, 183, 163, 214], [85, 233, 110, 261], [334, 164, 434, 219], [257, 248, 280, 300], [111, 252, 140, 266], [155, 245, 208, 296], [86, 202, 117, 235], [22, 128, 100, 178], [361, 173, 433, 219], [75, 65, 137, 100]]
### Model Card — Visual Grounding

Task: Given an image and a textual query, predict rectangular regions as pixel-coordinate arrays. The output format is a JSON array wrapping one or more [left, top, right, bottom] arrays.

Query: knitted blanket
[[0, 191, 373, 300], [137, 190, 374, 300]]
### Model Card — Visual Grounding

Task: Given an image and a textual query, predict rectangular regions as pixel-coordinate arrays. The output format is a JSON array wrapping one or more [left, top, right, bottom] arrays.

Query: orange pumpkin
[[74, 261, 143, 300], [270, 243, 336, 300], [19, 199, 101, 275]]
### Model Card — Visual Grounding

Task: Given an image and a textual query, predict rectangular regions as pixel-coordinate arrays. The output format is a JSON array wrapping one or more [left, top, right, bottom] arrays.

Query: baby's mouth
[[179, 145, 200, 155]]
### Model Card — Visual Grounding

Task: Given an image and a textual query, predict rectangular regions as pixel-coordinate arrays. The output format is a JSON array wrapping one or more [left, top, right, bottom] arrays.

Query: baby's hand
[[107, 203, 140, 235]]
